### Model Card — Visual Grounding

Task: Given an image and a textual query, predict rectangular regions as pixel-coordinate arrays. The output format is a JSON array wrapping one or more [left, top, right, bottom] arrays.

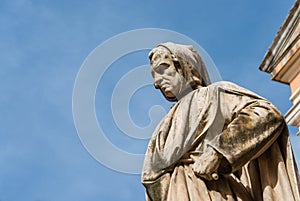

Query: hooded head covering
[[149, 42, 211, 87]]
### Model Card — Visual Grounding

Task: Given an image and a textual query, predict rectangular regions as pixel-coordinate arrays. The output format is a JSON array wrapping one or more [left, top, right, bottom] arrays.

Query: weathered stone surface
[[142, 42, 300, 201]]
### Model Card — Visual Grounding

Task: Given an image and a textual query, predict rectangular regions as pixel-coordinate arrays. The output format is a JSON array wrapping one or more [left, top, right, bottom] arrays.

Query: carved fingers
[[192, 146, 222, 181]]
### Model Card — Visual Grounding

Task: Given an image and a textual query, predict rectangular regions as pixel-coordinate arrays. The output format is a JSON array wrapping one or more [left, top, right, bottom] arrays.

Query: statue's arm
[[193, 99, 285, 179]]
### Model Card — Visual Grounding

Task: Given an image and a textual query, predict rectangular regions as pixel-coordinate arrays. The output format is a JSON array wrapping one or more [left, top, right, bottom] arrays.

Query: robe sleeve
[[208, 98, 285, 173]]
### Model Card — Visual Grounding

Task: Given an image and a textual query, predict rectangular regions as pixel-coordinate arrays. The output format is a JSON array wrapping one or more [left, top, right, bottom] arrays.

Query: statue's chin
[[162, 91, 177, 102], [157, 87, 179, 102], [161, 86, 194, 102], [165, 96, 177, 102]]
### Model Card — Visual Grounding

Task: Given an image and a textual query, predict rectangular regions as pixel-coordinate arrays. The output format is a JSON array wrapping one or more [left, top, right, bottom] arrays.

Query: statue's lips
[[160, 85, 172, 93], [161, 85, 168, 91], [160, 85, 176, 98]]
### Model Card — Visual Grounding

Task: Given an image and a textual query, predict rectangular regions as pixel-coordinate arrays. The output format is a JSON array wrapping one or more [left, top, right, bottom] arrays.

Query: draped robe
[[142, 81, 300, 201]]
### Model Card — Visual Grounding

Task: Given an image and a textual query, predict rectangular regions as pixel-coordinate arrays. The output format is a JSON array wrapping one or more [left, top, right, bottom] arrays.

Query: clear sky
[[1, 0, 300, 201]]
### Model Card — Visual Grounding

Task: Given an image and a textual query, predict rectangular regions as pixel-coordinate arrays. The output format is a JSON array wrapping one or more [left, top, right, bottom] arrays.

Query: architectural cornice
[[259, 1, 300, 77]]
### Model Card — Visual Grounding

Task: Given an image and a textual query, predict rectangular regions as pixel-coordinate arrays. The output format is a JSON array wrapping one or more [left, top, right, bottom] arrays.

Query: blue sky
[[1, 0, 300, 200]]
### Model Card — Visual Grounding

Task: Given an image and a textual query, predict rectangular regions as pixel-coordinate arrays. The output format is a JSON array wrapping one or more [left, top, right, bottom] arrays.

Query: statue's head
[[149, 42, 211, 102]]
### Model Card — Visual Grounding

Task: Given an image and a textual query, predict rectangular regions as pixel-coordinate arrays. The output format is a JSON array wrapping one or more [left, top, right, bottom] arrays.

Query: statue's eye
[[154, 63, 169, 74]]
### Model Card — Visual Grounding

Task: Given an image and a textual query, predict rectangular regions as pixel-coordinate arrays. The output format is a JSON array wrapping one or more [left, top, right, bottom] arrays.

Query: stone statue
[[141, 42, 300, 201]]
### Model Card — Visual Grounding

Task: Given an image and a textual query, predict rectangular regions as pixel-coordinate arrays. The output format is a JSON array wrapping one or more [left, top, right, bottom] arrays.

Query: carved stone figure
[[141, 42, 300, 201]]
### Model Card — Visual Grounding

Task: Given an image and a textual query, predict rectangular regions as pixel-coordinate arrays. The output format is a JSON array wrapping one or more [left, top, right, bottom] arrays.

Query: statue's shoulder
[[205, 81, 265, 100], [203, 81, 240, 94], [194, 81, 236, 97], [207, 81, 242, 90]]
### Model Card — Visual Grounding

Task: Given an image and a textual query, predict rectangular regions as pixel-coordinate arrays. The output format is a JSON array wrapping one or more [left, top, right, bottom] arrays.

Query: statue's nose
[[153, 76, 162, 89]]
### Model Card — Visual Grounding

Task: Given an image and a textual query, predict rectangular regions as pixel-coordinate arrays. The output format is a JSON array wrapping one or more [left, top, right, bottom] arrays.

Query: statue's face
[[150, 48, 186, 101]]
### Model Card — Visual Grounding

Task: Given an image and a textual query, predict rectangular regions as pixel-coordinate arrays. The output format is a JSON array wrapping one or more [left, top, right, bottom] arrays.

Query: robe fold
[[142, 81, 300, 201]]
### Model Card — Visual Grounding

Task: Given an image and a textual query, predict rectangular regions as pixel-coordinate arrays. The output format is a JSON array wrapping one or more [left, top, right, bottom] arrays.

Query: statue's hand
[[192, 146, 222, 180]]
